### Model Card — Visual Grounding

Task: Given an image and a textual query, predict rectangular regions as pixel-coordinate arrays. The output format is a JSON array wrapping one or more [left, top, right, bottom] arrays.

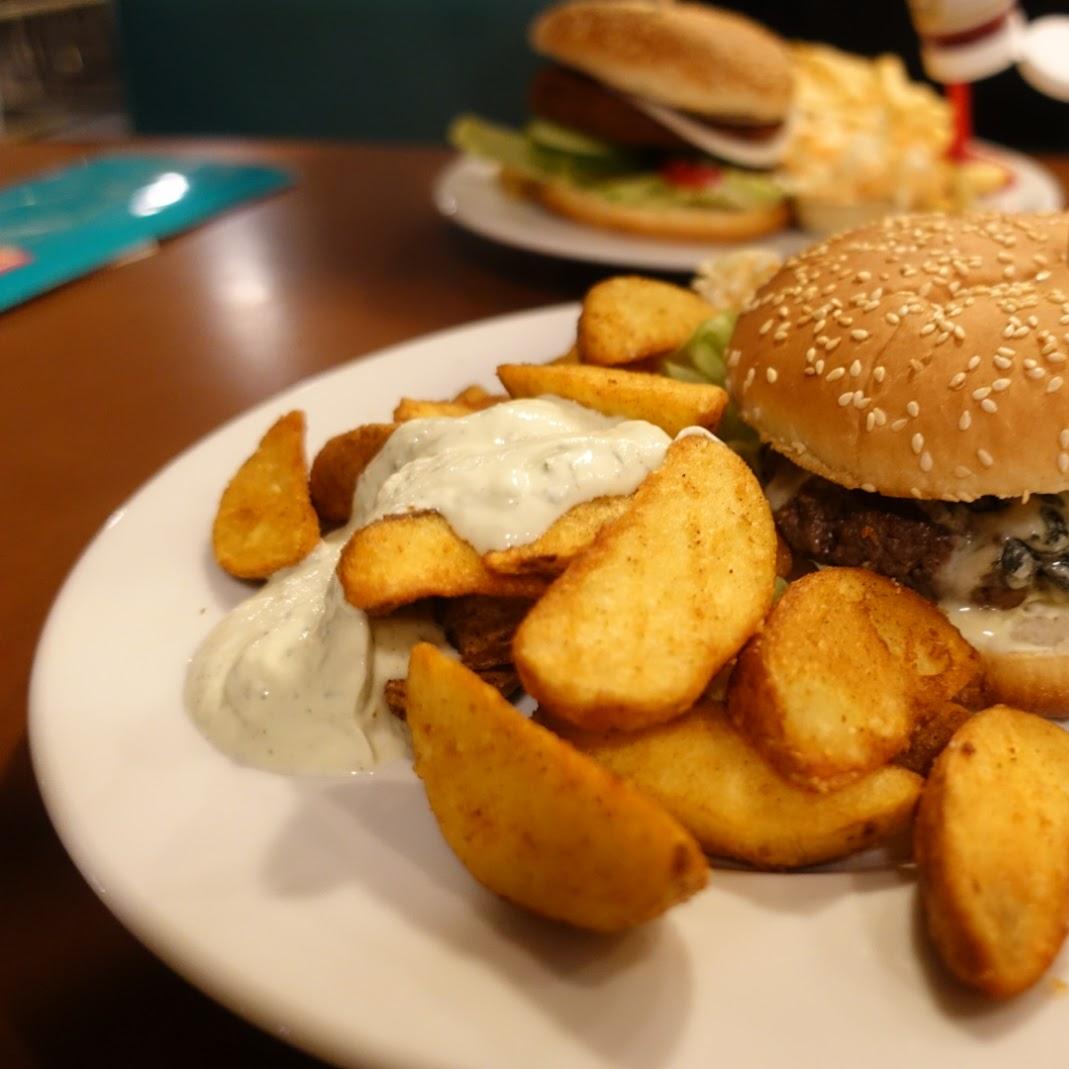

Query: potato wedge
[[727, 568, 955, 792], [393, 392, 502, 422], [436, 595, 534, 670], [915, 705, 1069, 997], [550, 344, 581, 366], [308, 422, 395, 527], [212, 410, 319, 579], [483, 496, 630, 578], [514, 435, 777, 731], [578, 276, 715, 366], [407, 645, 708, 931], [548, 703, 922, 870], [338, 512, 546, 614], [895, 702, 974, 777], [496, 362, 727, 437]]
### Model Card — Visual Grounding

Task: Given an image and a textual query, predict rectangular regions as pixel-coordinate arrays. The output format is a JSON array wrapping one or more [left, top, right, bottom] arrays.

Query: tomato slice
[[660, 159, 724, 189]]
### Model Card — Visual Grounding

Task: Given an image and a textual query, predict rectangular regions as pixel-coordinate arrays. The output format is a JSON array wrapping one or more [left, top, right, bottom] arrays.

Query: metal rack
[[0, 0, 116, 140]]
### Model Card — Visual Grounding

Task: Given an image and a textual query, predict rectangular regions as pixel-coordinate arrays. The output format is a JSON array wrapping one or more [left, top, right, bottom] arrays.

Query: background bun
[[529, 0, 792, 124], [729, 211, 1069, 501], [531, 175, 790, 241]]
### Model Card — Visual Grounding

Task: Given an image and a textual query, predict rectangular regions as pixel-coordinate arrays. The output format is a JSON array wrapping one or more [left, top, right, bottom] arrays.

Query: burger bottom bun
[[978, 646, 1069, 719], [511, 173, 790, 242]]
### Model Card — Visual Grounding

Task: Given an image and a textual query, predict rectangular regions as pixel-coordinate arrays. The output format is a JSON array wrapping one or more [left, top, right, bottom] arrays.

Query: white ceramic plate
[[30, 305, 1069, 1069], [434, 143, 1065, 273]]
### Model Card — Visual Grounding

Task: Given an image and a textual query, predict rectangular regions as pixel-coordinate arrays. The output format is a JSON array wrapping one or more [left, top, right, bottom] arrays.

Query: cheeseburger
[[450, 0, 792, 241], [728, 210, 1069, 713]]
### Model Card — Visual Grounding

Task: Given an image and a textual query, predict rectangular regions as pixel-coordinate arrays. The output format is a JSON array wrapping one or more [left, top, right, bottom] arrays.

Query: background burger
[[727, 209, 1069, 714], [449, 0, 792, 242]]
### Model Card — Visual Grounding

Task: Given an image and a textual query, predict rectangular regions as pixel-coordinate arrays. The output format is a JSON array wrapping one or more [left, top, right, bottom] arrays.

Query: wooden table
[[1, 141, 1067, 1068]]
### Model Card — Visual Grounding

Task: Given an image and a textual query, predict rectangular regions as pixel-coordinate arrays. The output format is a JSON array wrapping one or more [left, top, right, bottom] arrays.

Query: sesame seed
[[759, 319, 774, 335], [849, 359, 862, 377], [778, 306, 789, 318], [766, 368, 778, 383], [1061, 453, 1069, 475], [874, 366, 886, 383], [954, 465, 973, 479], [815, 359, 825, 374], [891, 418, 908, 431], [907, 401, 920, 417], [977, 449, 994, 468], [920, 323, 936, 336], [861, 482, 877, 493], [853, 394, 870, 409], [826, 367, 845, 382], [1037, 270, 1052, 282], [866, 412, 876, 431], [825, 337, 842, 351], [967, 355, 982, 370], [1048, 377, 1064, 393], [920, 452, 933, 472], [1024, 358, 1038, 369], [851, 329, 870, 342], [953, 324, 966, 339], [911, 432, 924, 455], [950, 372, 967, 389], [911, 488, 923, 499], [886, 312, 901, 326], [773, 331, 789, 343], [1002, 325, 1016, 338], [994, 356, 1013, 370], [992, 378, 1011, 391], [1061, 429, 1069, 450], [806, 347, 817, 361], [743, 368, 755, 390], [959, 411, 972, 430], [1028, 367, 1048, 380], [972, 386, 992, 400], [838, 391, 855, 407], [981, 398, 998, 413], [997, 346, 1016, 357]]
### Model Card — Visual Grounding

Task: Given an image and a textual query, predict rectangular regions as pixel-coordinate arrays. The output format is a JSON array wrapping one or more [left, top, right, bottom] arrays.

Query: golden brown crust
[[533, 176, 790, 242], [729, 211, 1069, 500], [978, 646, 1069, 718], [529, 1, 792, 123]]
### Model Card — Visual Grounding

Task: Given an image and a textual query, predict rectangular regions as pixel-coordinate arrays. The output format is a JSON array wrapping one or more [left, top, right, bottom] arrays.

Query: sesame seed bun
[[525, 173, 791, 242], [729, 211, 1069, 502], [529, 1, 792, 126]]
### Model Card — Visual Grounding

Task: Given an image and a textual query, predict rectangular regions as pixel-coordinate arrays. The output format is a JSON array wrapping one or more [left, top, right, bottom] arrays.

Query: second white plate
[[434, 143, 1065, 273]]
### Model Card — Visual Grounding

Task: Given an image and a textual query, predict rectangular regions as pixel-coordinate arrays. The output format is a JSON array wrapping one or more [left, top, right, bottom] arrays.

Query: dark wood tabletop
[[2, 140, 1067, 1068]]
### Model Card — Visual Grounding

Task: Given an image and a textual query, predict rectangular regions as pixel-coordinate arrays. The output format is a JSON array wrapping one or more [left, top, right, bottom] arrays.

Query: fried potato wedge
[[212, 410, 319, 579], [437, 595, 534, 670], [856, 577, 987, 710], [727, 568, 965, 792], [308, 422, 395, 527], [915, 705, 1069, 997], [548, 703, 922, 870], [338, 512, 546, 614], [578, 276, 715, 366], [895, 702, 974, 777], [514, 435, 777, 731], [407, 645, 708, 931], [496, 362, 727, 437], [392, 387, 503, 422], [483, 496, 630, 578], [550, 344, 581, 366]]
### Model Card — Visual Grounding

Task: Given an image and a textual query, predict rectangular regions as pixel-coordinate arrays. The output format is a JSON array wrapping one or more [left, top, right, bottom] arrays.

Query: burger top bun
[[529, 0, 792, 125], [729, 211, 1069, 501]]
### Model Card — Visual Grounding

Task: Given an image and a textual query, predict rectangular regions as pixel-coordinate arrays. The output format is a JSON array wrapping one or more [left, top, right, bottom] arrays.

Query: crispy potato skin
[[578, 276, 716, 366], [894, 702, 974, 777], [392, 393, 503, 422], [727, 568, 986, 792], [308, 423, 395, 527], [548, 702, 922, 870], [483, 496, 631, 578], [337, 512, 546, 614], [497, 361, 727, 437], [915, 705, 1069, 997], [212, 410, 319, 580], [407, 645, 708, 931], [514, 435, 776, 731]]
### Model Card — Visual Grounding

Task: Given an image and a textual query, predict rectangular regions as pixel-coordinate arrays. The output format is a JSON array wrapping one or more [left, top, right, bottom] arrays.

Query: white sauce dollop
[[187, 398, 674, 775]]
